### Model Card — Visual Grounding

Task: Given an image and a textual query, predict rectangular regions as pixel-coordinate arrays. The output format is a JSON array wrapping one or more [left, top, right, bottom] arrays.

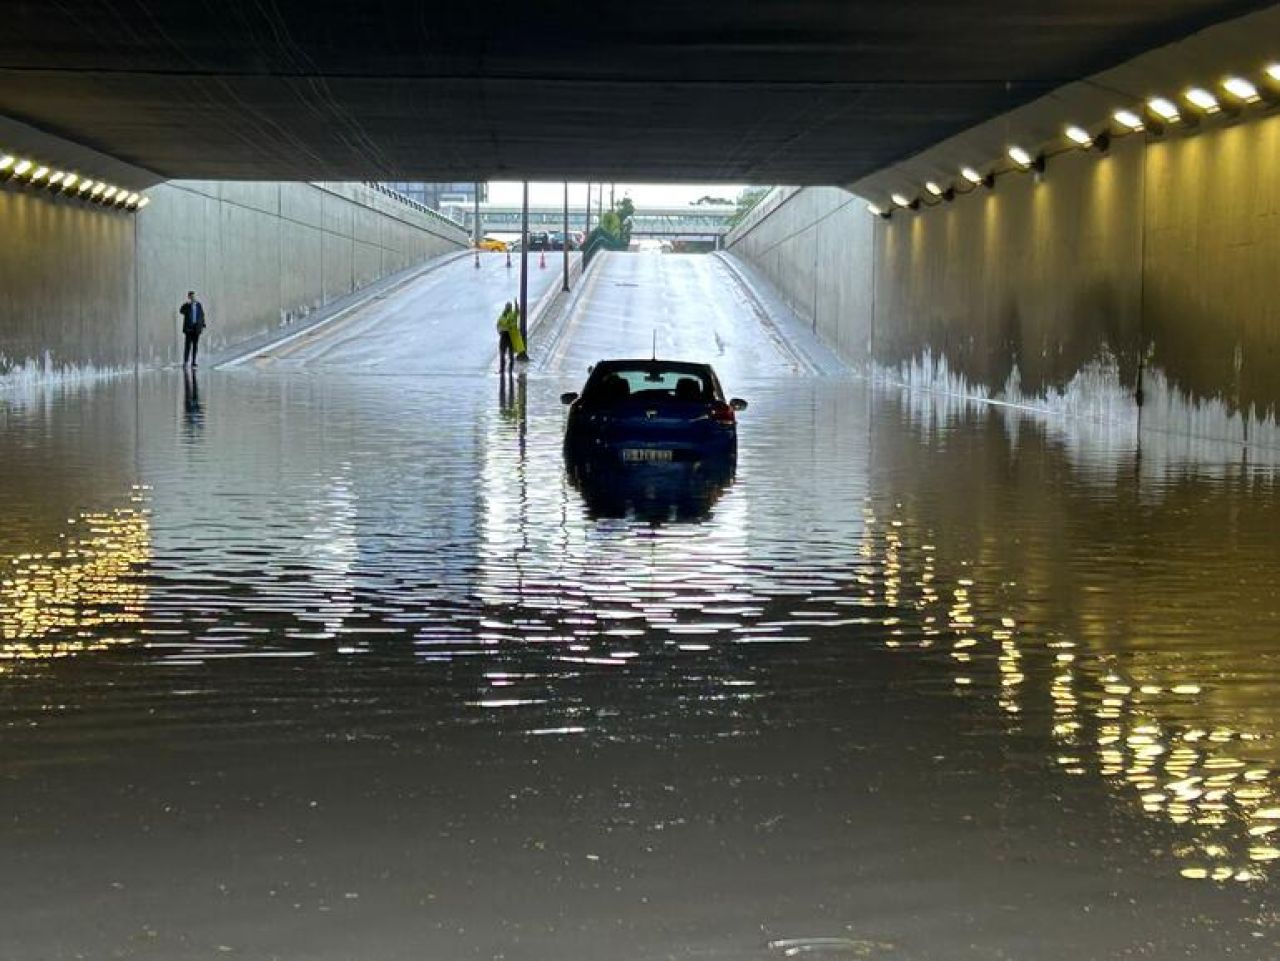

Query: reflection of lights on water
[[526, 726, 587, 736], [301, 471, 358, 640], [468, 698, 549, 708], [471, 385, 756, 702], [0, 488, 150, 669], [859, 501, 1280, 885]]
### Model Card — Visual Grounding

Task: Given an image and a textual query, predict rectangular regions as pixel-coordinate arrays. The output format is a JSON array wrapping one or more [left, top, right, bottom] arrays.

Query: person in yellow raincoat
[[496, 301, 525, 373]]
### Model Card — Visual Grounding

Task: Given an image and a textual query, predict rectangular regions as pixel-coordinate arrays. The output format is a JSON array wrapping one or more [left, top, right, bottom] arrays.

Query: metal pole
[[473, 181, 482, 268], [562, 181, 570, 292], [610, 182, 615, 209], [584, 182, 592, 238], [518, 180, 529, 357]]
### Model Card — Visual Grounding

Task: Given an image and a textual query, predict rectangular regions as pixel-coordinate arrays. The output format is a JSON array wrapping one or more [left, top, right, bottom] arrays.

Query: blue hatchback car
[[560, 359, 747, 468]]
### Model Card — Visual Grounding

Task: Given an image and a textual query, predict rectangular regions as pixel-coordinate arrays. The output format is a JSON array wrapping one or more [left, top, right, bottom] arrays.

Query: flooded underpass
[[3, 256, 1280, 960]]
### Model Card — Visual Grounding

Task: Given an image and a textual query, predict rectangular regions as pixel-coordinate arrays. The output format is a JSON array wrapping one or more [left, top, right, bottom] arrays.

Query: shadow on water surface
[[1, 370, 1279, 959]]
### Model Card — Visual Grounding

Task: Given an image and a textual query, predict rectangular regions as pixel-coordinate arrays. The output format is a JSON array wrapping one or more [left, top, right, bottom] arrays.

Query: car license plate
[[622, 448, 672, 463]]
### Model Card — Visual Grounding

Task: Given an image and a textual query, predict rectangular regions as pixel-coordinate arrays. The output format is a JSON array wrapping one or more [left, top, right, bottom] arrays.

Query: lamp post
[[473, 181, 482, 268], [563, 182, 571, 292], [518, 180, 529, 358]]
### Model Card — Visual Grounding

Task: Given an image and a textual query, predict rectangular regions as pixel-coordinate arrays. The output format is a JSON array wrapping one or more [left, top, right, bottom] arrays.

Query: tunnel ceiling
[[0, 0, 1269, 185]]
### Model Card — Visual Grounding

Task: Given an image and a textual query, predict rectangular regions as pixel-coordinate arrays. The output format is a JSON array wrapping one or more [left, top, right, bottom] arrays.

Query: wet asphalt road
[[537, 252, 825, 380], [2, 253, 1279, 960], [239, 249, 576, 374]]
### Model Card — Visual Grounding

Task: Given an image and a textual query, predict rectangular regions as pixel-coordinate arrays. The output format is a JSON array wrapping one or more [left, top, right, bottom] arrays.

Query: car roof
[[593, 359, 715, 373]]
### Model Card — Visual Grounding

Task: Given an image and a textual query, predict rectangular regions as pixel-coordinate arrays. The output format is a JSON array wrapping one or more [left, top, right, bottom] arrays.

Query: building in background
[[383, 182, 485, 215]]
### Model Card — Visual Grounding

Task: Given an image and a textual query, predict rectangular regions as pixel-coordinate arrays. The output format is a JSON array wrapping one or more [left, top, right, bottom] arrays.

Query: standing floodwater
[[2, 256, 1279, 960]]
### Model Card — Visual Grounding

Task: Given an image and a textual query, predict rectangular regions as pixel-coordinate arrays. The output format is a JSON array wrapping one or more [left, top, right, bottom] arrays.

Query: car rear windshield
[[586, 366, 715, 403]]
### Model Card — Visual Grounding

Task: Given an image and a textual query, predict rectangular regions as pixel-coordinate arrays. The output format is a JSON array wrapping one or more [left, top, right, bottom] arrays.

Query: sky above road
[[487, 182, 748, 207]]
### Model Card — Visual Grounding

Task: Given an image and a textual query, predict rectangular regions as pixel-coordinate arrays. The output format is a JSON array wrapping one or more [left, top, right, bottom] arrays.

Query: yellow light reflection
[[0, 489, 150, 669], [861, 498, 1280, 885]]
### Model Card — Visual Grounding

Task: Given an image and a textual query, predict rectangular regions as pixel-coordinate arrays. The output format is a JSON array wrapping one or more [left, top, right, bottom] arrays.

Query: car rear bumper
[[565, 431, 736, 463]]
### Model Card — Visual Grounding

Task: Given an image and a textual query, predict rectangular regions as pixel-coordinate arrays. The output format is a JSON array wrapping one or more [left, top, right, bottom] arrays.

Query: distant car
[[528, 231, 551, 251], [548, 231, 566, 250], [477, 237, 508, 252], [560, 359, 747, 471]]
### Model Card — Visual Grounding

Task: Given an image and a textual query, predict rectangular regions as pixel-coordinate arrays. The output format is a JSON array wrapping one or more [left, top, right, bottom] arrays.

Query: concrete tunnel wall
[[0, 178, 469, 381], [726, 112, 1280, 454]]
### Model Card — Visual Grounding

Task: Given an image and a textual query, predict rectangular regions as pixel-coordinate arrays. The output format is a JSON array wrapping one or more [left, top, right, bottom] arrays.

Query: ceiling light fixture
[[0, 150, 145, 213], [1185, 87, 1221, 113], [1064, 125, 1093, 147], [1113, 109, 1145, 131], [1148, 97, 1180, 122], [1222, 76, 1260, 103], [1007, 146, 1033, 167]]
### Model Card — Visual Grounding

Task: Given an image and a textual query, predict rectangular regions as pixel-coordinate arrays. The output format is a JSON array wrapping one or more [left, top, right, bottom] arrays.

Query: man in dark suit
[[179, 291, 207, 367]]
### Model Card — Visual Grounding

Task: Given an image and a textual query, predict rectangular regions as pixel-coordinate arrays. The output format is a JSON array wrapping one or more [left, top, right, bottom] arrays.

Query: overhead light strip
[[0, 147, 150, 212], [867, 59, 1278, 219]]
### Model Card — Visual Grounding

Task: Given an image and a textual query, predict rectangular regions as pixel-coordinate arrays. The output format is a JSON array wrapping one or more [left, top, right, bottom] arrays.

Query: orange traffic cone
[[506, 251, 512, 269], [539, 250, 546, 269]]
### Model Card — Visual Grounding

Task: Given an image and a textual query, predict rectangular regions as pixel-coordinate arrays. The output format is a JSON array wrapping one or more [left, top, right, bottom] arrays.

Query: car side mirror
[[560, 392, 579, 405], [730, 398, 748, 411]]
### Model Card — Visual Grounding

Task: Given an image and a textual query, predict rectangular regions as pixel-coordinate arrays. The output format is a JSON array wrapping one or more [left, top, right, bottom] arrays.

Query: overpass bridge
[[0, 0, 1267, 185], [454, 204, 737, 242]]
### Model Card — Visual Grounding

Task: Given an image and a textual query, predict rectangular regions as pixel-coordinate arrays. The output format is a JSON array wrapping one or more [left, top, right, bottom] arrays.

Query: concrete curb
[[528, 254, 585, 340], [529, 251, 609, 374], [213, 249, 472, 369], [714, 251, 851, 378]]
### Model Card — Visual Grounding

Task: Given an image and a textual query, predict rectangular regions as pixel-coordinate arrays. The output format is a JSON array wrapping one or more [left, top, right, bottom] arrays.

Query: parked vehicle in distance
[[548, 231, 566, 250], [527, 231, 551, 251], [561, 359, 746, 466], [477, 237, 508, 252]]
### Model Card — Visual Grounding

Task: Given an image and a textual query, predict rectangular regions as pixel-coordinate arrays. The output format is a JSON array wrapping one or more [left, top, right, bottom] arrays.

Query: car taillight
[[710, 401, 736, 425]]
